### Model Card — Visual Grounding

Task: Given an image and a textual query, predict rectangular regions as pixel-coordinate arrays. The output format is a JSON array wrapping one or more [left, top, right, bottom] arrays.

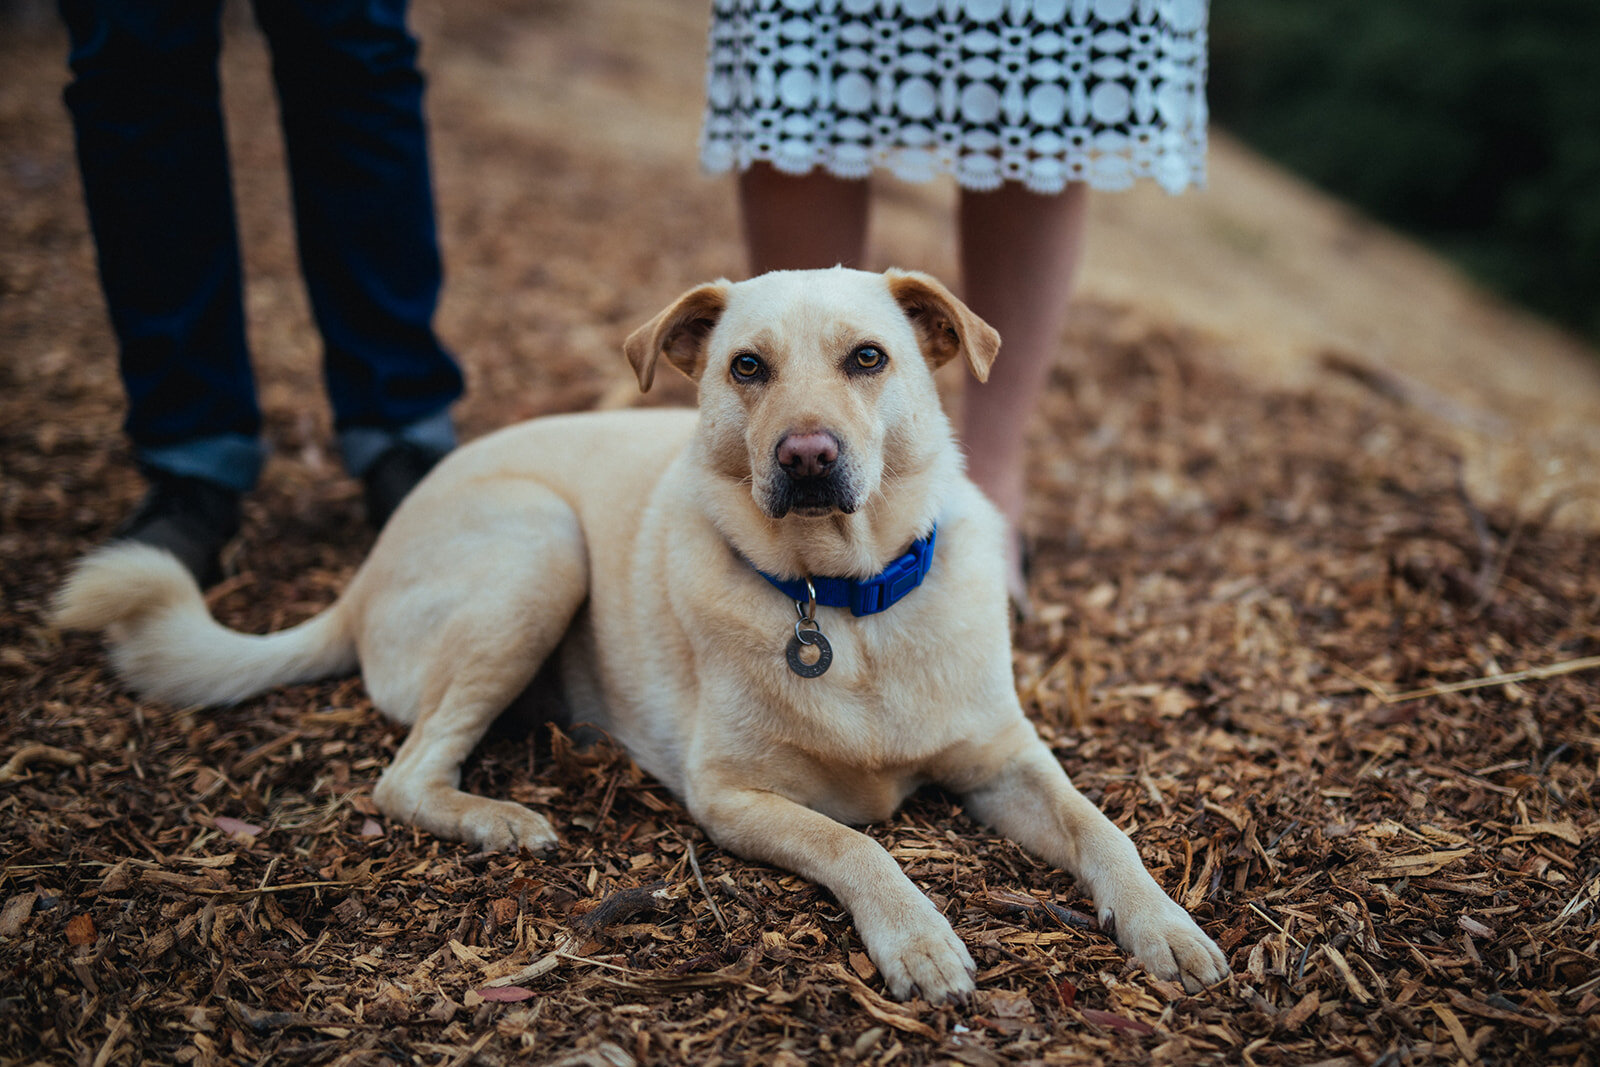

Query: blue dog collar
[[754, 524, 937, 617]]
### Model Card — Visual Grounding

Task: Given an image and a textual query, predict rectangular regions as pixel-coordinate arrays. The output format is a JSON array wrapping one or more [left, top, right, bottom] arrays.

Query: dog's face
[[625, 268, 999, 521]]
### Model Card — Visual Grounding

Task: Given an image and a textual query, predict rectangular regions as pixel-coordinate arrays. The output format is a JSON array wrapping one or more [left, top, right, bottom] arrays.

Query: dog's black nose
[[777, 432, 839, 479]]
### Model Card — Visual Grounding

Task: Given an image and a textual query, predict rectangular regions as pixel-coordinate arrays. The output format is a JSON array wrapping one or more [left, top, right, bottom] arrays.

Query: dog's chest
[[752, 610, 994, 767]]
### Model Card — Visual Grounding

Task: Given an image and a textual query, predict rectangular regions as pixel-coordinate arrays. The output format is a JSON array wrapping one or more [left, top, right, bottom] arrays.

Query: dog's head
[[624, 268, 999, 526]]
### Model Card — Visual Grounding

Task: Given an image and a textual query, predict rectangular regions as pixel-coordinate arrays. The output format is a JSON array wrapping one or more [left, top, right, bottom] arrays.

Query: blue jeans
[[60, 0, 464, 491]]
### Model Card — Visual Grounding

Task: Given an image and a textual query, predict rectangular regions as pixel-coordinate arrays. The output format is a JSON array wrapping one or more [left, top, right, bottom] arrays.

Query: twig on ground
[[1330, 655, 1600, 705], [686, 840, 729, 932], [0, 744, 84, 784], [1246, 901, 1306, 952]]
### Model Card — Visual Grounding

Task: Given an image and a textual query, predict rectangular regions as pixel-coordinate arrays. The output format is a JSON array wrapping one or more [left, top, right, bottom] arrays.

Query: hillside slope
[[422, 0, 1600, 526]]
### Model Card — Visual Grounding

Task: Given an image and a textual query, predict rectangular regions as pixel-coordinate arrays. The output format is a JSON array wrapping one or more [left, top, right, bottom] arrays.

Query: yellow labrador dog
[[56, 268, 1228, 1001]]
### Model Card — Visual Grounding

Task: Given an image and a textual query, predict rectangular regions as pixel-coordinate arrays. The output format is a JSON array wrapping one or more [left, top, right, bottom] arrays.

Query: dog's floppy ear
[[623, 281, 731, 392], [885, 269, 1000, 383]]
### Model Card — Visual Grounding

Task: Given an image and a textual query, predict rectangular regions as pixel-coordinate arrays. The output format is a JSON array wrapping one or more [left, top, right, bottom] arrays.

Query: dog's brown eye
[[731, 353, 766, 382], [851, 346, 886, 373]]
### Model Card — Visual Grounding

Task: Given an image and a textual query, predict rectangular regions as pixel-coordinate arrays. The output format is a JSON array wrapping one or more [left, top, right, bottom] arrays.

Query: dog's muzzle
[[764, 430, 858, 517]]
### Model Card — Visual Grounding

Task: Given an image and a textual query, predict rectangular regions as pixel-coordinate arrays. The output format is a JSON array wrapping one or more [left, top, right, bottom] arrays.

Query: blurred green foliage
[[1209, 1, 1600, 343]]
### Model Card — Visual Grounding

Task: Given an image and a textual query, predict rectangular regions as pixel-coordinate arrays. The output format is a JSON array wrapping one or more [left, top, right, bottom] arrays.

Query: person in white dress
[[701, 0, 1209, 603]]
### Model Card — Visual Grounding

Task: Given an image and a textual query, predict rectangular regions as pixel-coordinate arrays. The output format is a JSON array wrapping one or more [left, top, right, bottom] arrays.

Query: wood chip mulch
[[6, 313, 1598, 1065], [2, 11, 1598, 1067]]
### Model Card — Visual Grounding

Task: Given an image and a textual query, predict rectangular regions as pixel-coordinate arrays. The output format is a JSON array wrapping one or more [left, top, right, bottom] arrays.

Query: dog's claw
[[868, 919, 977, 1003], [463, 801, 558, 853], [1108, 895, 1229, 991]]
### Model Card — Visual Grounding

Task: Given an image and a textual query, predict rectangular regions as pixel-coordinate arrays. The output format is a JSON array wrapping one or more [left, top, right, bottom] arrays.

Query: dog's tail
[[53, 542, 357, 707]]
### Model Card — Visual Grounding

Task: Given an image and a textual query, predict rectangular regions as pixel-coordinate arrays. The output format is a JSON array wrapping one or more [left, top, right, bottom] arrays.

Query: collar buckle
[[846, 524, 937, 616]]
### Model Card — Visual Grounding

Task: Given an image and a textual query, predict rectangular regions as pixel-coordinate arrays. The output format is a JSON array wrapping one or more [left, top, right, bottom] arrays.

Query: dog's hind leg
[[375, 669, 562, 851], [365, 493, 588, 852]]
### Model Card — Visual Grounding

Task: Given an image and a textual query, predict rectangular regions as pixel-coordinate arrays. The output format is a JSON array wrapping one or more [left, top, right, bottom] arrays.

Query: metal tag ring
[[785, 627, 832, 678]]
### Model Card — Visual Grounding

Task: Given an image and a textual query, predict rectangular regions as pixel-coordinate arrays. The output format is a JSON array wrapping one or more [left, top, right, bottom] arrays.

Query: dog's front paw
[[1103, 894, 1229, 993], [861, 905, 976, 1003], [460, 800, 559, 853]]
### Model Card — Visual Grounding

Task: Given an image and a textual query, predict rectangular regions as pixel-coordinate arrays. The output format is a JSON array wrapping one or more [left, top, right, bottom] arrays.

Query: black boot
[[113, 471, 242, 587], [362, 441, 445, 530]]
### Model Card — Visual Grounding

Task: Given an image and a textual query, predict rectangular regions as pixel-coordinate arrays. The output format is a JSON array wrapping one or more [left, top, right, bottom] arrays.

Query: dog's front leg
[[689, 783, 975, 1002], [962, 735, 1229, 992]]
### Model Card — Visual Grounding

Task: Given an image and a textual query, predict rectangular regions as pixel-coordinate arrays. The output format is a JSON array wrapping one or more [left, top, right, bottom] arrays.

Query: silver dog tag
[[786, 624, 832, 678]]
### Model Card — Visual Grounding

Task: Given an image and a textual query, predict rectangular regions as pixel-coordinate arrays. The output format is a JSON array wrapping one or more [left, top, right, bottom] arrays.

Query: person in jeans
[[59, 0, 464, 585]]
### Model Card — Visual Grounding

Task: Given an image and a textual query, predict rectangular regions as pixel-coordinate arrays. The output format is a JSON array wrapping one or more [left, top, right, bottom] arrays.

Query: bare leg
[[739, 163, 870, 273], [958, 182, 1089, 602]]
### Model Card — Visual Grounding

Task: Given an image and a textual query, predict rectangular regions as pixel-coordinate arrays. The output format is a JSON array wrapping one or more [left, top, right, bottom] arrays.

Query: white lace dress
[[701, 0, 1208, 194]]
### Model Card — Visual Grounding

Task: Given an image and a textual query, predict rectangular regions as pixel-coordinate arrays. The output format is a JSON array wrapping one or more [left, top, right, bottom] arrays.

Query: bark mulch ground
[[2, 6, 1598, 1066]]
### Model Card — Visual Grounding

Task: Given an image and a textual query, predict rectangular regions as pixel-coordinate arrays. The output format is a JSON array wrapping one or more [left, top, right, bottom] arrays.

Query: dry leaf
[[1373, 848, 1473, 877], [65, 913, 97, 946], [1279, 991, 1320, 1031], [99, 861, 136, 894], [1320, 944, 1372, 1003], [0, 892, 38, 937], [475, 985, 537, 1003], [821, 964, 937, 1040], [1080, 1008, 1156, 1035], [985, 990, 1036, 1019], [448, 939, 488, 965], [1512, 821, 1582, 846]]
